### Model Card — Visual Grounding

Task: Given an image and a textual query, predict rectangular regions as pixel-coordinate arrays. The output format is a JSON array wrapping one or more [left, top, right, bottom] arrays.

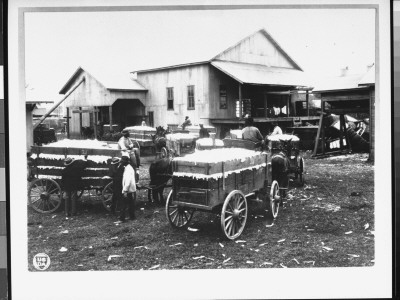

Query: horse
[[152, 126, 169, 157], [148, 157, 173, 204], [270, 138, 293, 198]]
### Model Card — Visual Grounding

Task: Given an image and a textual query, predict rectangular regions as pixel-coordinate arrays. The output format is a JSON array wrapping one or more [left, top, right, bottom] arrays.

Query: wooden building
[[312, 65, 375, 161], [133, 29, 316, 138], [59, 67, 147, 138]]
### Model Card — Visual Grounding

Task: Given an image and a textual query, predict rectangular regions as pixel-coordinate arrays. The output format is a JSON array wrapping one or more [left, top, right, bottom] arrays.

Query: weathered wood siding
[[208, 66, 239, 119], [137, 64, 210, 127], [214, 31, 295, 68]]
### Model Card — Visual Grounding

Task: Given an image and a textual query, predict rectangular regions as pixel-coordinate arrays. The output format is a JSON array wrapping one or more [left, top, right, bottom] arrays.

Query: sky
[[24, 8, 375, 102]]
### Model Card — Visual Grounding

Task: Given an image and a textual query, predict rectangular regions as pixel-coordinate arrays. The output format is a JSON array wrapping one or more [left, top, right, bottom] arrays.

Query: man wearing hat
[[118, 129, 140, 169], [242, 117, 263, 144], [181, 116, 192, 130], [61, 156, 88, 217], [117, 155, 137, 222]]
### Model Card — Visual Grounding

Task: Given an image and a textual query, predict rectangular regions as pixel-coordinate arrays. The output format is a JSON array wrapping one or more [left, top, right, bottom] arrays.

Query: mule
[[152, 126, 169, 157], [270, 139, 293, 198], [148, 157, 173, 204]]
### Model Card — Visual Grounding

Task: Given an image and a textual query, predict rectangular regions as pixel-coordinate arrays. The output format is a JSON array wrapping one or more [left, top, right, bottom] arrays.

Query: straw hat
[[64, 157, 75, 166]]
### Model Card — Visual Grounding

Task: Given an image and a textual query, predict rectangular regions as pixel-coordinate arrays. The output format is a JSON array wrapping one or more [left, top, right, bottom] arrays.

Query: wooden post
[[66, 108, 70, 139], [321, 101, 325, 155], [79, 106, 83, 139], [109, 105, 113, 133], [264, 94, 268, 118], [339, 114, 344, 151], [238, 83, 242, 118], [286, 95, 290, 116], [93, 106, 98, 139], [312, 100, 324, 156], [306, 90, 310, 117]]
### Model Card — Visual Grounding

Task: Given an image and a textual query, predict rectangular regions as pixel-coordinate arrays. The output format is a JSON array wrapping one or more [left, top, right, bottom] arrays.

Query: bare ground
[[27, 152, 374, 271]]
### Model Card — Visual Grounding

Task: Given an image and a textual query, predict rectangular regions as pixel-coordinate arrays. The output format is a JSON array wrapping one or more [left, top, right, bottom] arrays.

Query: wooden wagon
[[165, 140, 281, 240], [28, 144, 120, 214], [124, 126, 157, 154]]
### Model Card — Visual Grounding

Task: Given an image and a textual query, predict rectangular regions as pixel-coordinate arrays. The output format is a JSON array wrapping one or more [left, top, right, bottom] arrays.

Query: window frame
[[187, 85, 195, 110], [167, 87, 174, 110], [219, 84, 227, 109]]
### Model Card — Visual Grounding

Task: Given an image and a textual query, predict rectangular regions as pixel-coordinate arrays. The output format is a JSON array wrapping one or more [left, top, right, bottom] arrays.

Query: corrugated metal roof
[[313, 66, 375, 92], [59, 66, 147, 94], [210, 60, 311, 87]]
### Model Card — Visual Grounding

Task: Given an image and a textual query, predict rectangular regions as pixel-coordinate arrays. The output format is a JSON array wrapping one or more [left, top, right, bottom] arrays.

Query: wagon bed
[[165, 140, 281, 240], [28, 143, 120, 213]]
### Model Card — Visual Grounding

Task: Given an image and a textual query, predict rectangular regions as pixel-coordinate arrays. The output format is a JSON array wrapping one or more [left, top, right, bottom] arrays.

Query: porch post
[[238, 83, 243, 118], [286, 94, 290, 116], [109, 105, 113, 132], [93, 106, 98, 139], [264, 94, 268, 118], [306, 90, 310, 116], [66, 107, 70, 139], [79, 106, 83, 138]]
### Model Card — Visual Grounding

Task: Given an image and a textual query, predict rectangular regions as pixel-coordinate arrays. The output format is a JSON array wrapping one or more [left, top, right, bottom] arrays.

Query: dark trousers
[[65, 190, 77, 216], [119, 192, 136, 220]]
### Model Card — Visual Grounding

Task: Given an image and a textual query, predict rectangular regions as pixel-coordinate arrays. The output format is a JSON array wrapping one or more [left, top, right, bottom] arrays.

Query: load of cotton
[[166, 133, 197, 141], [174, 148, 261, 164], [124, 125, 156, 132], [42, 139, 119, 150], [30, 153, 111, 164], [230, 129, 243, 139], [267, 134, 299, 142], [195, 138, 224, 147]]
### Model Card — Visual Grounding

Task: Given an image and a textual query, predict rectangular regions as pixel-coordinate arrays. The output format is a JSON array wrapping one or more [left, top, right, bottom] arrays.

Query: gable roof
[[59, 66, 147, 94], [211, 61, 311, 87], [133, 28, 303, 74]]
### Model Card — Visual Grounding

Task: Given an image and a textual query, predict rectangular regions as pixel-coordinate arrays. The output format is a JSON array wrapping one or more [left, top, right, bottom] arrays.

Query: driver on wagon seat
[[241, 117, 263, 145]]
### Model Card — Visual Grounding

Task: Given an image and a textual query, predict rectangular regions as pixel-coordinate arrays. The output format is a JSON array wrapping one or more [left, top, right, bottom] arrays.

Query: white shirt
[[272, 126, 283, 135], [122, 164, 136, 193]]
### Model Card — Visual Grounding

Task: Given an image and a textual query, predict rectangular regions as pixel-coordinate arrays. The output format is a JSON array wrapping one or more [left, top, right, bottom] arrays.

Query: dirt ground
[[27, 152, 374, 271]]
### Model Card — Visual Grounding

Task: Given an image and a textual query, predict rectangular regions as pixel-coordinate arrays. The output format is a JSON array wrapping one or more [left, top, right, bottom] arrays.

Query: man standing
[[118, 155, 137, 222], [242, 117, 263, 144], [61, 156, 88, 217]]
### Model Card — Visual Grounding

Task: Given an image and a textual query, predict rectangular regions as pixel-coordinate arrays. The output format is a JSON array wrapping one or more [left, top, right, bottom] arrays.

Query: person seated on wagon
[[118, 129, 141, 169], [271, 122, 283, 135], [199, 124, 210, 138], [181, 116, 192, 130], [241, 117, 263, 146]]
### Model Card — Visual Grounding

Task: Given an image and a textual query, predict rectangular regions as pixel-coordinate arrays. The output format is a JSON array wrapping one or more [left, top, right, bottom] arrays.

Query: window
[[167, 87, 174, 110], [220, 85, 227, 109], [187, 85, 195, 110]]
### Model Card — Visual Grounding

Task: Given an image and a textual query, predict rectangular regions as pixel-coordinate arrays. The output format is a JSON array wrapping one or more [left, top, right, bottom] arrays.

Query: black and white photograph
[[7, 0, 391, 299]]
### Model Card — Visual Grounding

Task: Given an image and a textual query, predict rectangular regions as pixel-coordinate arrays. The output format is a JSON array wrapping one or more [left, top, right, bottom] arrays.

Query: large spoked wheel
[[102, 182, 113, 211], [266, 180, 280, 219], [28, 178, 62, 213], [220, 190, 248, 240], [165, 190, 194, 228], [298, 157, 305, 186]]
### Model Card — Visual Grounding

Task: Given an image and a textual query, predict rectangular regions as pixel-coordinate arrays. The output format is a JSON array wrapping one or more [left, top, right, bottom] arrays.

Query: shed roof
[[210, 60, 311, 87], [59, 66, 147, 94]]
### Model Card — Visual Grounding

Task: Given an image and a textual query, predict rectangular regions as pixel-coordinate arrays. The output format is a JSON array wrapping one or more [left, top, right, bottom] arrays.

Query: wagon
[[267, 134, 305, 185], [165, 140, 281, 240], [164, 132, 198, 157], [124, 125, 157, 155], [28, 142, 121, 214]]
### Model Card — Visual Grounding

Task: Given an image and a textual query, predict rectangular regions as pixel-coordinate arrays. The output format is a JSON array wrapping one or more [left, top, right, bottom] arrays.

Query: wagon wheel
[[165, 190, 194, 228], [298, 157, 305, 186], [220, 190, 248, 240], [160, 147, 168, 159], [28, 178, 62, 213], [265, 180, 280, 219], [102, 181, 113, 211]]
